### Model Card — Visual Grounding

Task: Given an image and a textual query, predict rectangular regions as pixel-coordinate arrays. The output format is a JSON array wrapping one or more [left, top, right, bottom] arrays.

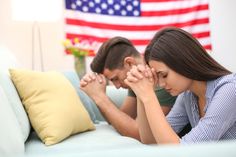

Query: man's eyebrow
[[110, 76, 117, 81]]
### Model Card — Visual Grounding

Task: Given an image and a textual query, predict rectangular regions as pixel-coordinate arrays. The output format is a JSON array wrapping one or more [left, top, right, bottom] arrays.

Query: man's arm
[[94, 95, 140, 140], [80, 73, 140, 140]]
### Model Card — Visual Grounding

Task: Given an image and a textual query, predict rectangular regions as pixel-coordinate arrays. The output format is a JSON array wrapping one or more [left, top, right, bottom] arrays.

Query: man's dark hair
[[145, 27, 231, 81], [90, 37, 140, 73]]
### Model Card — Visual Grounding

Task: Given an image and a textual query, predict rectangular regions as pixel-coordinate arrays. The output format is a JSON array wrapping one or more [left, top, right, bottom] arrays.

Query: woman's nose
[[158, 78, 166, 88]]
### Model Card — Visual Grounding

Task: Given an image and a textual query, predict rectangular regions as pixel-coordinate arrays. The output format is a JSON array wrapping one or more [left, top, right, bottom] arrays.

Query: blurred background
[[0, 0, 235, 75]]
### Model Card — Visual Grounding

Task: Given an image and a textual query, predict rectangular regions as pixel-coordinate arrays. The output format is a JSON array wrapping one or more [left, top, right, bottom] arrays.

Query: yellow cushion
[[9, 69, 95, 146]]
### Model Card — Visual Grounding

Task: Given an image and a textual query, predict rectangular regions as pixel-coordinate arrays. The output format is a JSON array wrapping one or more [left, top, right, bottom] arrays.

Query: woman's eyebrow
[[156, 71, 164, 75]]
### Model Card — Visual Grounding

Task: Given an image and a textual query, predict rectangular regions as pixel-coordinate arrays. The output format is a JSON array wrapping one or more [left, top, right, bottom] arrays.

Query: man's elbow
[[140, 137, 156, 144]]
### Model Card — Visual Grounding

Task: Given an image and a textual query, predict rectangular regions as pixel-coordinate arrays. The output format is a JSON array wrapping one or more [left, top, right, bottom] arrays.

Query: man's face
[[103, 66, 130, 89]]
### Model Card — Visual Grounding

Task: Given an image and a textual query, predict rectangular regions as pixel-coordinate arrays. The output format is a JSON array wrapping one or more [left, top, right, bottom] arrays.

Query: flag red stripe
[[192, 31, 210, 39], [203, 44, 211, 50], [66, 18, 209, 31], [66, 31, 210, 45], [141, 4, 208, 16]]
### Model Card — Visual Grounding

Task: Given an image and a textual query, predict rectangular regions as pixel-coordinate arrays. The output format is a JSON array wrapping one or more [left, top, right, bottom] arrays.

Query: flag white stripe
[[65, 24, 210, 40], [65, 9, 209, 26], [142, 0, 209, 11]]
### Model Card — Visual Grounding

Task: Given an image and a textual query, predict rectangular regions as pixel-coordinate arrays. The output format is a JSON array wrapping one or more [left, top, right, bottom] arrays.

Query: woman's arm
[[140, 91, 180, 144], [136, 98, 156, 144], [125, 65, 180, 144]]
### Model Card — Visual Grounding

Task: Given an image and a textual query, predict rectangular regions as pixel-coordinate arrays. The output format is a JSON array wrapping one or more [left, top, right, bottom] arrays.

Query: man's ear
[[123, 57, 136, 68]]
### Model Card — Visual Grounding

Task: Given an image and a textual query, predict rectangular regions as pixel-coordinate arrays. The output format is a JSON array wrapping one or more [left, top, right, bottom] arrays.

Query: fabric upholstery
[[0, 72, 31, 142], [62, 71, 97, 123], [0, 86, 25, 156], [9, 69, 95, 145]]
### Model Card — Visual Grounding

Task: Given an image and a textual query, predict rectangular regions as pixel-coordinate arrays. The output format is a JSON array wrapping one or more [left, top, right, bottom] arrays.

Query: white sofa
[[1, 46, 236, 157]]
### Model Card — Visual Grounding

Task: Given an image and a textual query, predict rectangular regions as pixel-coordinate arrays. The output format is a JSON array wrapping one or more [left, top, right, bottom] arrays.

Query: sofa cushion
[[0, 72, 31, 142], [9, 69, 95, 146], [0, 86, 25, 156], [25, 122, 142, 155]]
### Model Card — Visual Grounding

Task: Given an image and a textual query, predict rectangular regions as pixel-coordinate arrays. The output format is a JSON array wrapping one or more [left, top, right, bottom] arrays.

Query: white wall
[[0, 0, 236, 72], [0, 0, 75, 72], [209, 0, 236, 72]]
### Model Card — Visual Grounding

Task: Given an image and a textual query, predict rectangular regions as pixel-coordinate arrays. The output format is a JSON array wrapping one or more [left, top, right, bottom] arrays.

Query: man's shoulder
[[155, 87, 177, 106], [127, 89, 136, 97]]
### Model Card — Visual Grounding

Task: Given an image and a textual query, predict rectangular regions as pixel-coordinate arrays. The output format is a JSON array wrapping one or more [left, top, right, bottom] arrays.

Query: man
[[80, 37, 176, 142]]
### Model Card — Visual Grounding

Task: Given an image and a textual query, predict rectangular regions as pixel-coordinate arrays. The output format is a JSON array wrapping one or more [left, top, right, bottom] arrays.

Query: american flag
[[64, 0, 211, 56]]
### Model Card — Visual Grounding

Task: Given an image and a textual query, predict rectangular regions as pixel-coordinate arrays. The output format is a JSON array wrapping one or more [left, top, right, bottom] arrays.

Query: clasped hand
[[80, 72, 106, 99], [124, 64, 158, 99]]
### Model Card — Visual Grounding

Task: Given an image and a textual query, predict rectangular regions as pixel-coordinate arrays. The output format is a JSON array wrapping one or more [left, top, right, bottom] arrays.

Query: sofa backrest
[[0, 45, 32, 156], [63, 71, 127, 122], [0, 45, 31, 142], [0, 45, 19, 73], [0, 73, 31, 141], [0, 85, 25, 156]]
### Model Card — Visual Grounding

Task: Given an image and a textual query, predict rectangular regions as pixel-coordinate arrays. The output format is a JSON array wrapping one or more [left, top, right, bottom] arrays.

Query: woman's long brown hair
[[145, 27, 231, 81]]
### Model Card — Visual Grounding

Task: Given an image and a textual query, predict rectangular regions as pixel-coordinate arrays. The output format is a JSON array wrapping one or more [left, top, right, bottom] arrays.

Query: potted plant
[[63, 38, 89, 78]]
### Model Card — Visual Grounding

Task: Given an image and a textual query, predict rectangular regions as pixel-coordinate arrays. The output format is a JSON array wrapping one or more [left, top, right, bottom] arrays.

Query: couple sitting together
[[80, 27, 236, 144]]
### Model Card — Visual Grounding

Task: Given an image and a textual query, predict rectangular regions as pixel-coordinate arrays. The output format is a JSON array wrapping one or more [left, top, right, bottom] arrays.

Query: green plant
[[63, 38, 89, 57]]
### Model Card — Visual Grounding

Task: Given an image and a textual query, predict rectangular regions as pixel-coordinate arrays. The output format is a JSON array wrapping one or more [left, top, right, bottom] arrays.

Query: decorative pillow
[[9, 69, 95, 146]]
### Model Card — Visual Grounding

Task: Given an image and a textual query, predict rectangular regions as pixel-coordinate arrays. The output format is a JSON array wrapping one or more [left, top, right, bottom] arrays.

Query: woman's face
[[149, 60, 193, 96]]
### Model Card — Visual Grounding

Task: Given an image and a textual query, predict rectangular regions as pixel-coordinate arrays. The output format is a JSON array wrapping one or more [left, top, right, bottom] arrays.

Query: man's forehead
[[103, 69, 117, 79]]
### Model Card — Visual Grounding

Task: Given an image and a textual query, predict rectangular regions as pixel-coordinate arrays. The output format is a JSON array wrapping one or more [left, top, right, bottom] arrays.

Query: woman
[[124, 27, 236, 144]]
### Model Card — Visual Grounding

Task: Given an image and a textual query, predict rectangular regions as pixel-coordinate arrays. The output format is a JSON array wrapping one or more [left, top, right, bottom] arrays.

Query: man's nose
[[113, 82, 121, 89]]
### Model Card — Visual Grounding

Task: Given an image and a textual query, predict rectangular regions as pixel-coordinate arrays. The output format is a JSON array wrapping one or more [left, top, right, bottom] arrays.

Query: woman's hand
[[125, 65, 155, 100], [151, 67, 159, 87]]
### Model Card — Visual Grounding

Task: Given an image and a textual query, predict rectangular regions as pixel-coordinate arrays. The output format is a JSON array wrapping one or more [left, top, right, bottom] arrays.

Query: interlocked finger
[[130, 65, 143, 79], [126, 72, 138, 82], [151, 68, 158, 86], [145, 65, 153, 82]]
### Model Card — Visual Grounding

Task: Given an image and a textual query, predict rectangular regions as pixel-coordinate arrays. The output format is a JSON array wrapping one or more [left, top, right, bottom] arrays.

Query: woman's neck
[[190, 80, 207, 100]]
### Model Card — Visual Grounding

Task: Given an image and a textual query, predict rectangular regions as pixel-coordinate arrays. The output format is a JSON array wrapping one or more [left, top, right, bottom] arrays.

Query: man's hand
[[80, 73, 102, 87], [80, 73, 107, 99]]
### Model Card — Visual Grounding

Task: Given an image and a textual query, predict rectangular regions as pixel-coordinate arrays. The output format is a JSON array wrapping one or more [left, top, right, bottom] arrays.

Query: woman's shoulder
[[214, 73, 236, 86], [176, 91, 194, 104], [207, 73, 236, 97]]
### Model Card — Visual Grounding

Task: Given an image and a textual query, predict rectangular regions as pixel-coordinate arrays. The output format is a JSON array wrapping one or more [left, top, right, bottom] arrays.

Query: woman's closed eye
[[158, 72, 168, 79]]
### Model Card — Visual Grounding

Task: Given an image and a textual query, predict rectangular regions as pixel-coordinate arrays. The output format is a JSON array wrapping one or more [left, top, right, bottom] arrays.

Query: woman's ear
[[123, 57, 136, 68]]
